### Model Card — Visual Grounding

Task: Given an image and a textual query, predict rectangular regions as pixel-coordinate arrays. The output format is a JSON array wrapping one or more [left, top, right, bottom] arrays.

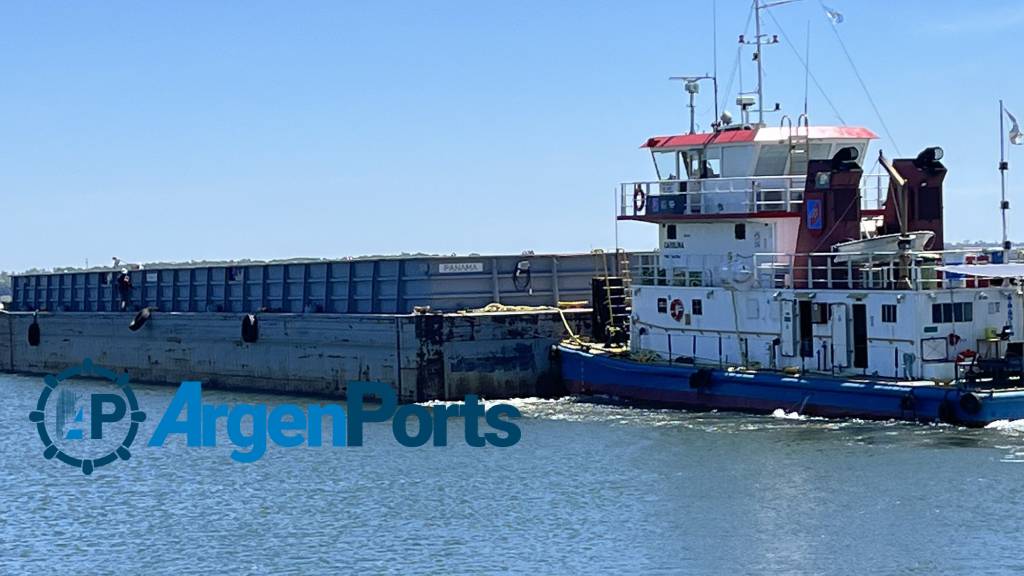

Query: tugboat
[[559, 4, 1024, 426]]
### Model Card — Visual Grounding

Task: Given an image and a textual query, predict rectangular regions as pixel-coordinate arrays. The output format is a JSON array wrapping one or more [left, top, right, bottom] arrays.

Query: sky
[[1, 0, 1022, 271]]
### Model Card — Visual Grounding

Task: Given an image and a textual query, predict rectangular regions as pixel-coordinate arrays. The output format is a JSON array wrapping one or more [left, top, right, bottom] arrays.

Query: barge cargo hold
[[2, 252, 633, 400]]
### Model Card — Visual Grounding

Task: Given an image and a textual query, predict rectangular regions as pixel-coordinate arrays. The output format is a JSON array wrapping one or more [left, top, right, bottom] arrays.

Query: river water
[[3, 372, 1024, 575]]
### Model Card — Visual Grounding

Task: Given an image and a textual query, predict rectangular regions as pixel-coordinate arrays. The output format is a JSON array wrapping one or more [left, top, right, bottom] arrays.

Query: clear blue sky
[[2, 0, 1021, 271]]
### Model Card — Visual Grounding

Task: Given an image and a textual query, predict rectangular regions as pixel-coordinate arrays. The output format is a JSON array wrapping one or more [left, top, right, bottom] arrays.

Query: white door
[[781, 299, 797, 357], [831, 303, 850, 369]]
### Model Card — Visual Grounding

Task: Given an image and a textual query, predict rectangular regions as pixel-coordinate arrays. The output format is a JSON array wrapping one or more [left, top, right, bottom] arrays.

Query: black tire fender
[[129, 307, 152, 331], [27, 320, 40, 347], [900, 394, 915, 411], [241, 314, 259, 343], [689, 367, 714, 389], [959, 392, 983, 416]]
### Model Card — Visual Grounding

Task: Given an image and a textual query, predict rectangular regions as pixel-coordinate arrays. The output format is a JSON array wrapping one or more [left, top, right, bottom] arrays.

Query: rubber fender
[[900, 394, 915, 411], [241, 314, 259, 343], [959, 392, 983, 416], [689, 367, 714, 389], [937, 399, 957, 424], [27, 321, 40, 347], [512, 260, 532, 291], [129, 307, 152, 332]]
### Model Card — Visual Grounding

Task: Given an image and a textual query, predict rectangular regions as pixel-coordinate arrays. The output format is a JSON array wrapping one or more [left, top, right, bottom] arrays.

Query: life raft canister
[[633, 184, 646, 213], [670, 298, 685, 321]]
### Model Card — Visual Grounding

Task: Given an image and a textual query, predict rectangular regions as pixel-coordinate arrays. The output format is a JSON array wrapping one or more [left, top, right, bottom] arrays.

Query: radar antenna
[[670, 75, 718, 134]]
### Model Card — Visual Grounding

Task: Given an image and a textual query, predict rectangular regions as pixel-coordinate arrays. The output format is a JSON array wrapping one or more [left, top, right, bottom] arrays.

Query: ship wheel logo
[[28, 358, 147, 475]]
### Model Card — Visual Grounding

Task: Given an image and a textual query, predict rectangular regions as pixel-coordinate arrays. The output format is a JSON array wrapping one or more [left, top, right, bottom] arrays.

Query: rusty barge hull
[[0, 309, 585, 401]]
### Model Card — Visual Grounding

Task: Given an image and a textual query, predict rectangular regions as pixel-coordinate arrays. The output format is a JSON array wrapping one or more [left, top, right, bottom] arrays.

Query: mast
[[742, 0, 787, 126], [754, 0, 764, 126], [1000, 99, 1010, 261]]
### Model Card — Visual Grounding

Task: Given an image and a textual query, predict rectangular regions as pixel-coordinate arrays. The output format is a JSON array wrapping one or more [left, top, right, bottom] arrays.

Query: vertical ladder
[[590, 250, 631, 345], [785, 113, 811, 177], [616, 247, 633, 315]]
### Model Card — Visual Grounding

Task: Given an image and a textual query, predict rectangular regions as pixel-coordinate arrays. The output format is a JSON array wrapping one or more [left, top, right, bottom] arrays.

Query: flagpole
[[1000, 99, 1010, 261]]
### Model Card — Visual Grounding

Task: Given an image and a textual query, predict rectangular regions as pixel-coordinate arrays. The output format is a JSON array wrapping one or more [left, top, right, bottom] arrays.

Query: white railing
[[634, 249, 1024, 291], [859, 173, 888, 211], [620, 173, 889, 218]]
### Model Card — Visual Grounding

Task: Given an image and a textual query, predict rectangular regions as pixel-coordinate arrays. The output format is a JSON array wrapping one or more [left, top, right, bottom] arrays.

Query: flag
[[823, 5, 844, 24], [1007, 108, 1023, 145]]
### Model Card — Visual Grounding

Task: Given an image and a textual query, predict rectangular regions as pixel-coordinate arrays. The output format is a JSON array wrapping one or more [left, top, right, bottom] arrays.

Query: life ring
[[129, 307, 152, 332], [947, 333, 962, 347], [633, 184, 646, 213], [241, 314, 259, 343], [955, 349, 977, 363], [669, 298, 685, 321]]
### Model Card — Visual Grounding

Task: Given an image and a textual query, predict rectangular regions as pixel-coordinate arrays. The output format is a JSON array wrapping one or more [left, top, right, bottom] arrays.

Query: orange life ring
[[955, 349, 977, 363], [670, 298, 685, 321], [633, 184, 646, 213]]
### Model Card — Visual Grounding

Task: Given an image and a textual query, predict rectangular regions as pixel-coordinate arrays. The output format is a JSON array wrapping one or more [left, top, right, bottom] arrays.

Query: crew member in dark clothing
[[116, 268, 133, 311]]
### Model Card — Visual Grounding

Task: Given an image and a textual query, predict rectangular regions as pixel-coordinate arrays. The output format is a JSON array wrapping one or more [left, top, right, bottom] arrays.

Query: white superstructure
[[622, 122, 1024, 383]]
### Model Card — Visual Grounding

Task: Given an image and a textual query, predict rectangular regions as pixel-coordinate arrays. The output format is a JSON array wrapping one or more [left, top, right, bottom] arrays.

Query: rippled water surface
[[4, 372, 1024, 575]]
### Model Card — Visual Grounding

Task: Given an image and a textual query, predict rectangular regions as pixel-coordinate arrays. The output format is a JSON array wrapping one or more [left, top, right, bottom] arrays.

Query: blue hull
[[558, 345, 1024, 427]]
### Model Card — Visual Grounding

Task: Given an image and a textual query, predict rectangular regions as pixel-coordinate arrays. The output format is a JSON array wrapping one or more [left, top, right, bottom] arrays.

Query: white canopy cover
[[937, 264, 1024, 278]]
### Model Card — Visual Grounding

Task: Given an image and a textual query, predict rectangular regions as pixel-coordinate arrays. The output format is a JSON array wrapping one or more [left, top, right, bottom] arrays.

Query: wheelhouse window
[[653, 150, 706, 181], [653, 151, 678, 181], [701, 148, 721, 178], [721, 145, 754, 178], [754, 144, 788, 176]]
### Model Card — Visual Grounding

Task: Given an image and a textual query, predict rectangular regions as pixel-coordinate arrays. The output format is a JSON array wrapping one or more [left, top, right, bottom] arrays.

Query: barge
[[3, 252, 636, 401]]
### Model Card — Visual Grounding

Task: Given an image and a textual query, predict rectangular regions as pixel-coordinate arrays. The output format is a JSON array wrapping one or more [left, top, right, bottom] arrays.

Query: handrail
[[618, 171, 892, 216], [632, 249, 1024, 291], [620, 173, 890, 218]]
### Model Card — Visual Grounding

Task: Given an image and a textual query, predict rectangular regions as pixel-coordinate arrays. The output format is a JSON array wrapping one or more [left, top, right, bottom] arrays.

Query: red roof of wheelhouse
[[642, 126, 877, 149]]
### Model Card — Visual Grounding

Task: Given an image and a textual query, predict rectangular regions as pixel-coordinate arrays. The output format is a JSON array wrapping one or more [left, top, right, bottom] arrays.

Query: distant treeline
[[946, 241, 1023, 250]]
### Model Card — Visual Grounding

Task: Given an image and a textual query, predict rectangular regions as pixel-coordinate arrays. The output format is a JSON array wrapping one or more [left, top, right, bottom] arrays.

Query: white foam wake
[[985, 419, 1024, 432], [771, 408, 805, 420]]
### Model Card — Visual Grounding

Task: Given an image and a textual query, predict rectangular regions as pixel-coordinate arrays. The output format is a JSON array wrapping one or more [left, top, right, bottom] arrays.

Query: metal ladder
[[782, 114, 811, 176], [591, 250, 631, 344]]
